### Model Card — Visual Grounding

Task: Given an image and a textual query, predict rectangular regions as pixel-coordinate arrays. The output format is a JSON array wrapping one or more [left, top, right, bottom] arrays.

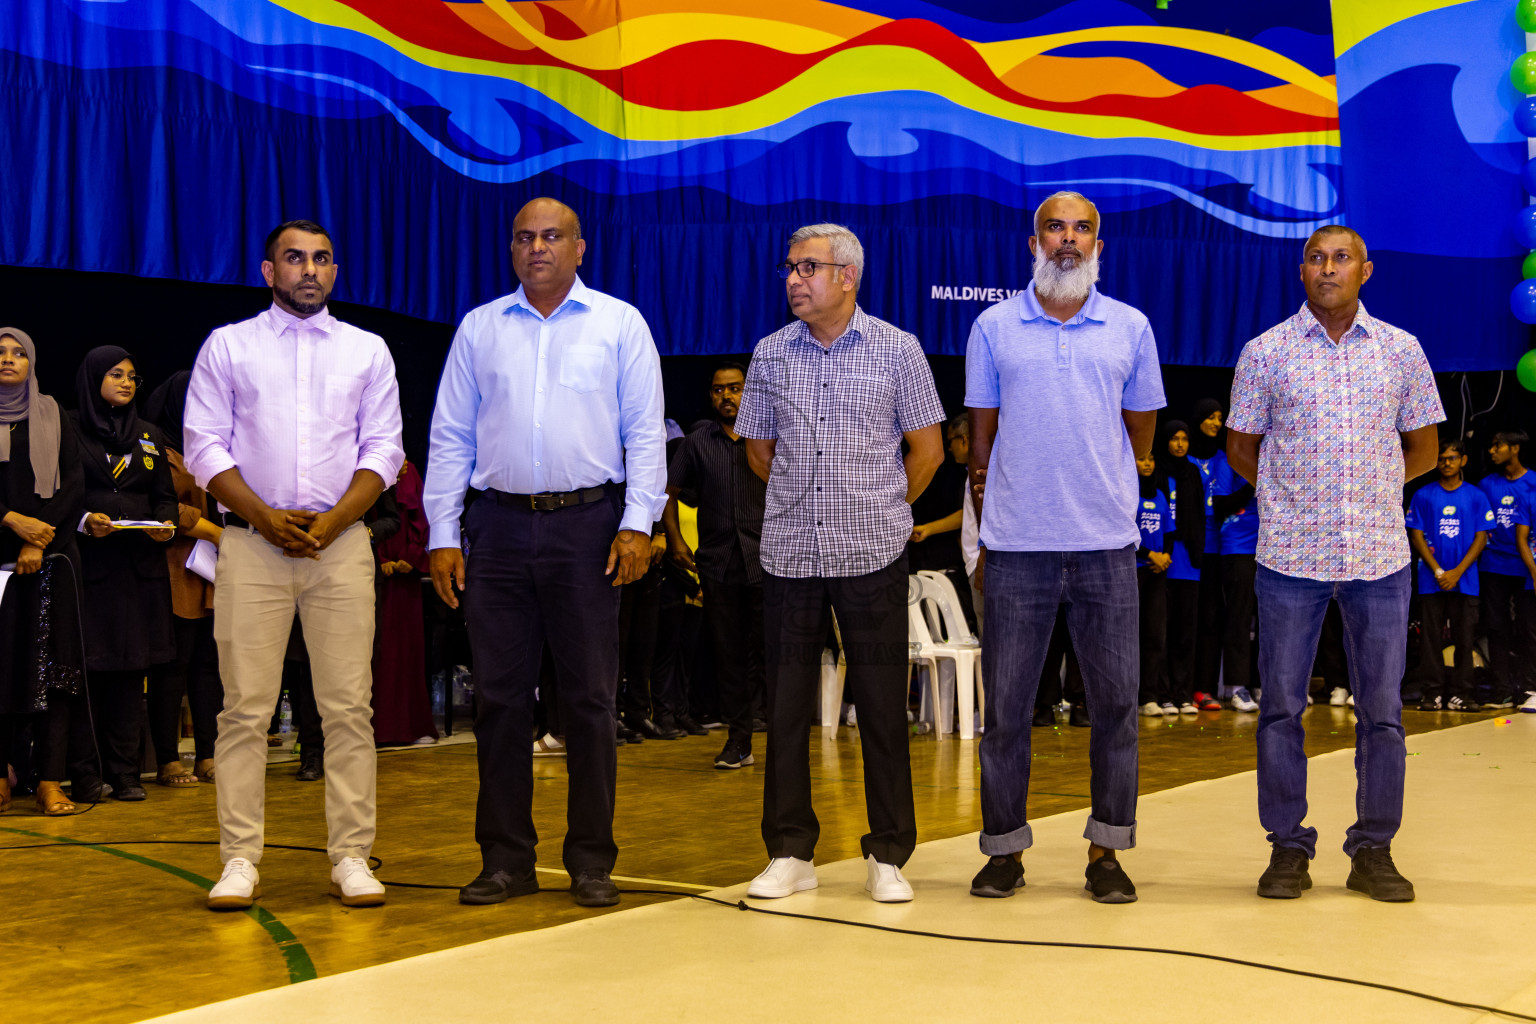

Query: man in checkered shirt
[[735, 223, 947, 904], [1227, 224, 1443, 903]]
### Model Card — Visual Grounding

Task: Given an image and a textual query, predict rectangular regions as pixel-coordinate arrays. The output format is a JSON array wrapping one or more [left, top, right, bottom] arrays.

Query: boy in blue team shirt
[[1477, 430, 1536, 712], [1135, 452, 1172, 716], [1407, 439, 1494, 712], [1210, 454, 1261, 713]]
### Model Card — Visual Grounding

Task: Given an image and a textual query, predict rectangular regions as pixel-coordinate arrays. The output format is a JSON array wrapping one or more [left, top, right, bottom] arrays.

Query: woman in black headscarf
[[68, 346, 178, 803], [0, 328, 88, 815], [1186, 397, 1228, 709], [1156, 419, 1206, 714], [144, 370, 224, 786]]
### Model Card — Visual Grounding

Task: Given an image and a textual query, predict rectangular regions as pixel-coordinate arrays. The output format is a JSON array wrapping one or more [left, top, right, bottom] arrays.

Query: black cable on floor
[[4, 836, 1530, 1023]]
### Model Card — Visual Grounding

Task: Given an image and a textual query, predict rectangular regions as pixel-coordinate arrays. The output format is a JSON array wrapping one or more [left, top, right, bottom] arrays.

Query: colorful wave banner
[[0, 1, 1519, 368]]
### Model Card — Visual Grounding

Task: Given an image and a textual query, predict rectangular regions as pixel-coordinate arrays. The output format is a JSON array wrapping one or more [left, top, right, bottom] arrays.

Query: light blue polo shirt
[[965, 282, 1166, 551]]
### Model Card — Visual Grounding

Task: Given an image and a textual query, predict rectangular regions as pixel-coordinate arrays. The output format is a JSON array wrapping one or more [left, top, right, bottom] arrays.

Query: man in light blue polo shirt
[[965, 190, 1164, 904]]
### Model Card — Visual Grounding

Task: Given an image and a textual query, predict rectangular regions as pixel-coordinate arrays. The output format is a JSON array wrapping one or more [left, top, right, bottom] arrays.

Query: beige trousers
[[213, 523, 377, 864]]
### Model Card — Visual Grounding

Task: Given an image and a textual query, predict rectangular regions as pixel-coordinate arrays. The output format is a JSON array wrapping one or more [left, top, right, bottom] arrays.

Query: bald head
[[511, 197, 586, 301], [514, 197, 582, 240]]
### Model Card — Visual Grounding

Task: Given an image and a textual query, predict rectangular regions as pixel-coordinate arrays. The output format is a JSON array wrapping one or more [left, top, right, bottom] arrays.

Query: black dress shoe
[[751, 717, 768, 733], [72, 776, 105, 803], [626, 715, 682, 740], [295, 749, 324, 782], [570, 869, 620, 907], [616, 721, 642, 744], [672, 714, 709, 737], [459, 867, 540, 905], [1032, 705, 1055, 727], [1069, 703, 1091, 728], [110, 774, 147, 801]]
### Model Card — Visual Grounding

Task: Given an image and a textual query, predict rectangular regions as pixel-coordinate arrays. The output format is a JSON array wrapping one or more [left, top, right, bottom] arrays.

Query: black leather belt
[[490, 484, 615, 512], [222, 511, 252, 530]]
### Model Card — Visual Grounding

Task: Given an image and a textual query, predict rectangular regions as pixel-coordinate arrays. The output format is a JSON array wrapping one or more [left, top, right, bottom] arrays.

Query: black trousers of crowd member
[[701, 575, 764, 749], [1137, 566, 1168, 706], [463, 489, 622, 878], [1481, 571, 1536, 703], [1314, 600, 1348, 697], [1195, 559, 1225, 697], [1037, 606, 1085, 707], [1419, 591, 1478, 704], [651, 572, 701, 725], [762, 555, 915, 867], [1221, 554, 1258, 695], [88, 669, 150, 782], [1165, 577, 1199, 704], [618, 568, 669, 723], [146, 616, 221, 764]]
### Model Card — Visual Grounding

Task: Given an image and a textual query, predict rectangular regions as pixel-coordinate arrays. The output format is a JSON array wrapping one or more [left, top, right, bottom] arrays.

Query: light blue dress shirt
[[423, 276, 667, 548]]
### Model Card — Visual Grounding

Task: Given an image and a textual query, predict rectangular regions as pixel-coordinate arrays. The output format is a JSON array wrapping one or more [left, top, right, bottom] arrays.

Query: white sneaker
[[1520, 693, 1536, 713], [1346, 693, 1354, 707], [1329, 687, 1348, 706], [1178, 702, 1198, 715], [330, 856, 386, 907], [1305, 693, 1314, 705], [208, 857, 260, 910], [1159, 702, 1178, 716], [864, 855, 913, 903], [1140, 701, 1164, 717], [747, 856, 818, 898], [1230, 687, 1259, 712]]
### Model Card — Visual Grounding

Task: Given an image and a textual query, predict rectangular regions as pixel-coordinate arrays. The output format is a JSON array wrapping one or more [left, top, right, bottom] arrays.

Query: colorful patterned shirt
[[1227, 302, 1444, 582], [736, 306, 946, 578]]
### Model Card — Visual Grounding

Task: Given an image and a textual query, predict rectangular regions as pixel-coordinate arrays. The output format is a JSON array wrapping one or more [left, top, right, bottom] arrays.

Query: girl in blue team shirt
[[1407, 439, 1494, 712], [1210, 454, 1260, 713], [1157, 421, 1206, 715], [1134, 452, 1172, 716], [1476, 430, 1536, 711], [1186, 399, 1227, 711]]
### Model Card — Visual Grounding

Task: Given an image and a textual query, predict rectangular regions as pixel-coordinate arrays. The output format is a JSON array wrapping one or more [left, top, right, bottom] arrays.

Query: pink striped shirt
[[183, 304, 404, 512]]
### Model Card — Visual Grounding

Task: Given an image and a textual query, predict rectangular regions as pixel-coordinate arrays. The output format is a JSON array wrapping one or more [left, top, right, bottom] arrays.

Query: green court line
[[0, 826, 317, 984]]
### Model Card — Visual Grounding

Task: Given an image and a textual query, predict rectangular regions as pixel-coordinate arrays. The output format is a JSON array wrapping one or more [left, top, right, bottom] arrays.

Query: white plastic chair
[[914, 570, 985, 739]]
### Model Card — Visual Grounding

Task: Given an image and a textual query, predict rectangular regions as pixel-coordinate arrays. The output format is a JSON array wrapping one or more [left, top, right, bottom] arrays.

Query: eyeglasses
[[775, 260, 851, 280], [105, 370, 145, 388]]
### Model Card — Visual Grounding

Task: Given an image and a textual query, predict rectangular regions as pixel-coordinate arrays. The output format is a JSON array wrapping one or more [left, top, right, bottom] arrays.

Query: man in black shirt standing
[[664, 361, 767, 769]]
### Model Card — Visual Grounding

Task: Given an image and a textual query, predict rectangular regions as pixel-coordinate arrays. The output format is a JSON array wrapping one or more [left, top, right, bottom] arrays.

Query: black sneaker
[[714, 740, 754, 769], [295, 749, 324, 782], [970, 855, 1025, 898], [1418, 695, 1442, 712], [458, 867, 539, 905], [1446, 696, 1481, 713], [674, 714, 709, 736], [1257, 845, 1312, 898], [1084, 857, 1136, 903], [571, 869, 620, 907], [1346, 846, 1414, 902]]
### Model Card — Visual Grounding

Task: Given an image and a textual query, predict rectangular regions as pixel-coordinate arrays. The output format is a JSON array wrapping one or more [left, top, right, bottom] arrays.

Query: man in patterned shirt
[[1227, 224, 1443, 903], [735, 223, 946, 903]]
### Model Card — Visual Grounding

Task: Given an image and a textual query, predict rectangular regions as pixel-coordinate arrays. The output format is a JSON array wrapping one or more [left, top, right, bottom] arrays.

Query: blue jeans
[[1255, 564, 1411, 858], [978, 548, 1140, 854]]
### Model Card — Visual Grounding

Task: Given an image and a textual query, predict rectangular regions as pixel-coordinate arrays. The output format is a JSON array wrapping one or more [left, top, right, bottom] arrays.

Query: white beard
[[1032, 248, 1100, 304]]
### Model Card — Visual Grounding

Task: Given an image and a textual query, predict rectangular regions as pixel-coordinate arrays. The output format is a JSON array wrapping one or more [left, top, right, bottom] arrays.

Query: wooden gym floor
[[1, 705, 1488, 1024]]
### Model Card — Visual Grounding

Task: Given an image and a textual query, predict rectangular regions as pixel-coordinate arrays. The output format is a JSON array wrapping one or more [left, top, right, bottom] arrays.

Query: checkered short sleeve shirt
[[1227, 303, 1444, 582], [735, 307, 946, 578]]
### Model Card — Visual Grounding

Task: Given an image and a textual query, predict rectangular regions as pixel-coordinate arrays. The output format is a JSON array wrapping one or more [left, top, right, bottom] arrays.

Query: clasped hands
[[256, 507, 346, 559]]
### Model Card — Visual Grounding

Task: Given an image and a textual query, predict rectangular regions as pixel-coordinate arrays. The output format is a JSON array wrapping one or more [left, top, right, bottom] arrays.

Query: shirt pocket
[[558, 343, 607, 394], [322, 374, 364, 421], [835, 373, 897, 442]]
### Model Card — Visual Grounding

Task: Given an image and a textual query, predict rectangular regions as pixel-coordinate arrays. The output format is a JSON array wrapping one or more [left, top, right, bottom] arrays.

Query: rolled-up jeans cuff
[[1083, 816, 1136, 850], [980, 824, 1033, 856]]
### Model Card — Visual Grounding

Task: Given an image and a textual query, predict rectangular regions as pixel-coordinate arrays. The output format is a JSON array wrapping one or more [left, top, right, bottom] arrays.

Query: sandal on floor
[[193, 759, 216, 784], [36, 781, 75, 816], [156, 762, 200, 787]]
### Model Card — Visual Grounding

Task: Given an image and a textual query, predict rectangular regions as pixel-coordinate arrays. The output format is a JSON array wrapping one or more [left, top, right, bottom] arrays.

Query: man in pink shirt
[[184, 220, 405, 911]]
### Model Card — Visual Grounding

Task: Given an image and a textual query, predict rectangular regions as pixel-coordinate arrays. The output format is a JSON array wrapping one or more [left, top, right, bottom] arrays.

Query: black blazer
[[68, 412, 180, 585], [0, 418, 85, 567]]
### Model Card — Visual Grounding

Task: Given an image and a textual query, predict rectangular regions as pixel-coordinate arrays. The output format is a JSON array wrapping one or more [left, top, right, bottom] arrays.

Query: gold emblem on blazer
[[143, 455, 154, 470]]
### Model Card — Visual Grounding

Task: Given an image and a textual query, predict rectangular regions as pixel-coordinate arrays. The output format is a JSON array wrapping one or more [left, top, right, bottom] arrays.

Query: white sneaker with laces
[[1159, 703, 1178, 716], [1329, 687, 1348, 706], [1140, 701, 1164, 717], [747, 856, 818, 898], [330, 856, 386, 907], [1521, 693, 1536, 714], [208, 857, 260, 910], [1230, 687, 1259, 712], [865, 855, 914, 902]]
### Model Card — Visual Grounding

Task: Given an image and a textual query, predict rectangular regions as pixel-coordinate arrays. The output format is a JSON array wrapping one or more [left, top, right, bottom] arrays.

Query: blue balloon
[[1518, 207, 1536, 250], [1516, 96, 1536, 137], [1525, 157, 1536, 197], [1512, 279, 1536, 324]]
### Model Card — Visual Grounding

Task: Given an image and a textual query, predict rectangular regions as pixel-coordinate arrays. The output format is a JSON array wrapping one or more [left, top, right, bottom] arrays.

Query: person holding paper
[[0, 328, 87, 816], [69, 345, 178, 804], [145, 371, 224, 786]]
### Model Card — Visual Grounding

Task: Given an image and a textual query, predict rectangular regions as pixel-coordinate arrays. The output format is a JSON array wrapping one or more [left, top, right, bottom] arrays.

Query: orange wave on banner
[[1000, 54, 1185, 103], [1244, 80, 1339, 118]]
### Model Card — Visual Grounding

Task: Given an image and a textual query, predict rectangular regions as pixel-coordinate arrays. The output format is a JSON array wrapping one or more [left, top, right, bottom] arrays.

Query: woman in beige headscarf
[[0, 328, 87, 815]]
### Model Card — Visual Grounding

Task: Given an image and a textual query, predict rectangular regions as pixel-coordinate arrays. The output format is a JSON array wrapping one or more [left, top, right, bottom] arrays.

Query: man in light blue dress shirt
[[423, 198, 667, 909]]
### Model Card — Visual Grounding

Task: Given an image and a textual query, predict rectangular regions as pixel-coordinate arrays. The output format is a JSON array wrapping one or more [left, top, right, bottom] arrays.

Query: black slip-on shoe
[[1084, 857, 1137, 903], [1257, 845, 1312, 898], [970, 855, 1025, 898], [459, 868, 540, 905], [571, 870, 620, 907]]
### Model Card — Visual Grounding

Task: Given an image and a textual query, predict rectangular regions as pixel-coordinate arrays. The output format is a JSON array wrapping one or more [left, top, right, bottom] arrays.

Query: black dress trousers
[[463, 490, 622, 878], [761, 554, 915, 867]]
